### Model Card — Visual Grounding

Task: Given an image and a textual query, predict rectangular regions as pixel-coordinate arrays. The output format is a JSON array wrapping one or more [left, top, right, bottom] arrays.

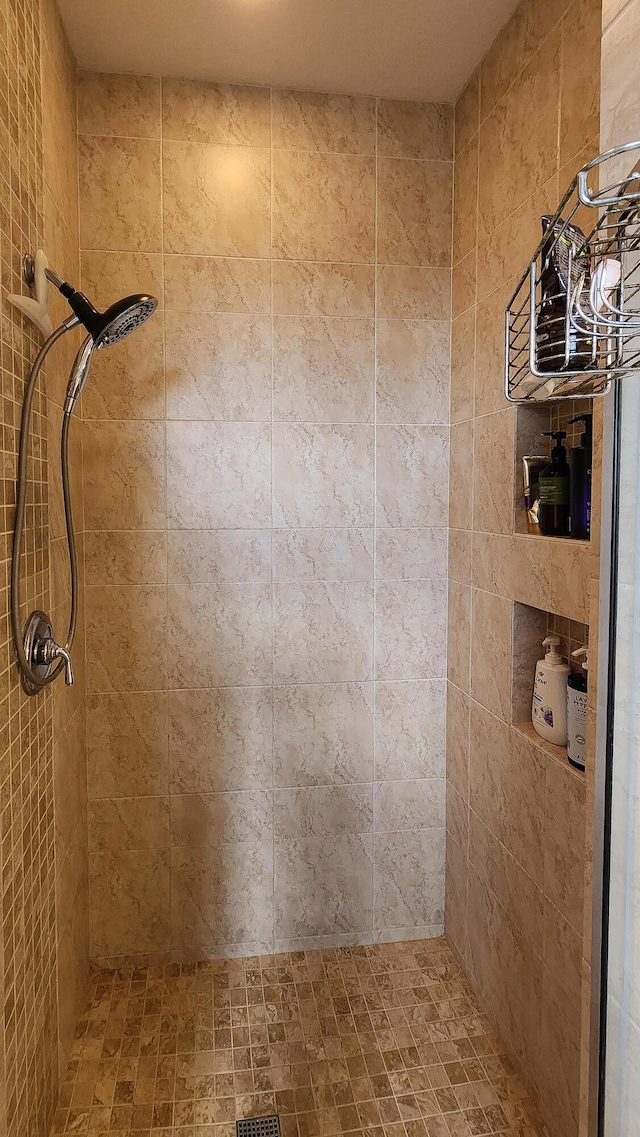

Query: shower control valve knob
[[38, 638, 75, 685]]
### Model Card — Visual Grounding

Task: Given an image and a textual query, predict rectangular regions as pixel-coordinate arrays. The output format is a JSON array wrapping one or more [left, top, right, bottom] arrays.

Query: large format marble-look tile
[[450, 308, 475, 424], [274, 835, 373, 939], [83, 420, 166, 531], [470, 589, 512, 719], [81, 249, 164, 309], [377, 100, 453, 160], [78, 71, 162, 137], [84, 531, 167, 586], [273, 682, 374, 787], [273, 261, 374, 317], [448, 420, 474, 531], [168, 686, 273, 793], [162, 79, 271, 145], [375, 679, 446, 781], [374, 829, 445, 930], [79, 135, 162, 251], [162, 141, 271, 256], [164, 254, 270, 313], [274, 785, 373, 837], [377, 158, 452, 267], [447, 581, 471, 693], [469, 809, 544, 955], [83, 315, 165, 420], [273, 315, 374, 422], [375, 779, 445, 831], [87, 692, 169, 798], [273, 528, 373, 582], [376, 265, 451, 320], [446, 682, 470, 799], [376, 426, 448, 527], [170, 790, 273, 846], [167, 583, 272, 688], [375, 580, 447, 680], [272, 150, 375, 262], [544, 759, 587, 932], [166, 421, 271, 530], [274, 582, 374, 683], [272, 89, 375, 153], [85, 585, 167, 692], [376, 527, 448, 581], [376, 320, 449, 424], [273, 423, 374, 528], [165, 311, 271, 420], [167, 530, 271, 584], [171, 842, 273, 953], [90, 849, 171, 957], [88, 797, 170, 853], [473, 408, 515, 535]]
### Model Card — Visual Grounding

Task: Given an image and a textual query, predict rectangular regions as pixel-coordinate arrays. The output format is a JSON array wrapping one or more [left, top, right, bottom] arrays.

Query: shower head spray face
[[92, 295, 158, 349], [46, 268, 158, 349]]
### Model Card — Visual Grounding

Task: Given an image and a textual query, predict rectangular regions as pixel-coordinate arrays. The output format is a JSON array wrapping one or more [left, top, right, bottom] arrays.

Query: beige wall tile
[[376, 425, 449, 527], [446, 780, 469, 849], [376, 527, 448, 581], [88, 797, 170, 852], [446, 682, 470, 799], [167, 582, 272, 688], [454, 70, 480, 156], [170, 790, 273, 845], [273, 582, 374, 683], [81, 249, 164, 308], [171, 842, 273, 952], [377, 100, 453, 160], [478, 38, 561, 237], [448, 528, 472, 586], [544, 760, 587, 932], [78, 71, 162, 137], [166, 311, 271, 420], [376, 320, 449, 424], [469, 809, 544, 953], [83, 420, 166, 530], [450, 309, 475, 424], [273, 315, 374, 422], [84, 531, 167, 586], [85, 585, 167, 692], [449, 420, 474, 530], [83, 314, 165, 419], [272, 150, 375, 261], [168, 687, 273, 793], [469, 703, 546, 884], [79, 134, 162, 251], [453, 135, 478, 265], [539, 902, 583, 1136], [164, 255, 270, 313], [470, 589, 512, 719], [275, 835, 373, 939], [452, 247, 477, 318], [447, 582, 472, 693], [167, 530, 271, 584], [375, 580, 447, 680], [377, 158, 452, 267], [445, 830, 468, 959], [375, 680, 446, 781], [87, 692, 169, 798], [479, 0, 562, 120], [163, 141, 271, 256], [601, 0, 640, 158], [473, 281, 514, 417], [272, 89, 375, 153], [376, 265, 451, 320], [273, 528, 373, 582], [374, 830, 445, 929], [274, 785, 373, 837], [90, 849, 171, 957], [43, 47, 79, 238], [273, 682, 374, 787], [162, 79, 271, 145], [166, 421, 271, 530], [560, 0, 601, 165], [273, 260, 374, 316], [273, 423, 374, 527], [473, 409, 515, 535], [375, 779, 445, 830]]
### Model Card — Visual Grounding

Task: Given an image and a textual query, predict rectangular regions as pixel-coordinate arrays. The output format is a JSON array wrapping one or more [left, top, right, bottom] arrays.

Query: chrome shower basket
[[506, 140, 640, 402]]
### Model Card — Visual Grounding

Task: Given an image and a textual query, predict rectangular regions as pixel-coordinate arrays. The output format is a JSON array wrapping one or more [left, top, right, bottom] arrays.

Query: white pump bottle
[[532, 635, 570, 745]]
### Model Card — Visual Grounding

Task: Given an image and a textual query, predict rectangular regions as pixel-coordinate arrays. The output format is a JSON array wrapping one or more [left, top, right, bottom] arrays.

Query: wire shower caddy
[[505, 139, 640, 403]]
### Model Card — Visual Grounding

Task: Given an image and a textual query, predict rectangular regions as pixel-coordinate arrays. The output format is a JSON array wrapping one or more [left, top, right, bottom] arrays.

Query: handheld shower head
[[45, 267, 158, 349]]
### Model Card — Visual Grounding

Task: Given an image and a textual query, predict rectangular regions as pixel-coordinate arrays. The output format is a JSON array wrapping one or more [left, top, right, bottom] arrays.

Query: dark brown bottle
[[538, 431, 570, 537]]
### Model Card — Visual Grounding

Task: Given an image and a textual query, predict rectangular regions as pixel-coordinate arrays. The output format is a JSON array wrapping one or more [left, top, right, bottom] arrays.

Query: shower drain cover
[[236, 1118, 281, 1137]]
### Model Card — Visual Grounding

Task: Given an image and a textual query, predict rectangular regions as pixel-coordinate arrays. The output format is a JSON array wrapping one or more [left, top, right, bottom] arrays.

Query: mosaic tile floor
[[53, 938, 542, 1137]]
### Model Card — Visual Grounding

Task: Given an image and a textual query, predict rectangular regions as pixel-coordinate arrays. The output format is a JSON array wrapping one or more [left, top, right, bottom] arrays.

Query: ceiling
[[56, 0, 520, 103]]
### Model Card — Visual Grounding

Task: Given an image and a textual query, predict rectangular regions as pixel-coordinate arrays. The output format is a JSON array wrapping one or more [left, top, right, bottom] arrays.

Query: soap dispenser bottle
[[568, 414, 592, 540], [532, 635, 570, 745], [538, 431, 571, 537], [567, 646, 588, 771]]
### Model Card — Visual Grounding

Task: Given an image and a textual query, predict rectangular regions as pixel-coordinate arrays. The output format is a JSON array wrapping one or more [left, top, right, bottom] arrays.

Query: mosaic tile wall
[[76, 79, 453, 965], [0, 0, 85, 1134], [446, 2, 602, 1136]]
